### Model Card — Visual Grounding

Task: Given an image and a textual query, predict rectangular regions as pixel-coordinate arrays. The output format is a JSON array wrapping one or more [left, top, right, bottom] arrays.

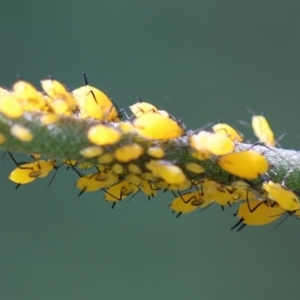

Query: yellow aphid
[[139, 180, 158, 199], [10, 124, 33, 142], [87, 124, 121, 146], [40, 113, 60, 125], [170, 190, 211, 217], [147, 146, 165, 158], [129, 101, 157, 117], [169, 192, 200, 217], [104, 181, 139, 208], [111, 164, 124, 174], [141, 172, 157, 181], [80, 146, 103, 158], [9, 160, 55, 186], [190, 131, 210, 150], [114, 144, 144, 162], [78, 162, 94, 170], [231, 189, 258, 203], [263, 180, 300, 211], [200, 179, 234, 208], [13, 80, 46, 111], [119, 121, 135, 133], [126, 173, 158, 199], [76, 171, 119, 196], [72, 84, 119, 121], [191, 150, 212, 161], [126, 174, 142, 186], [157, 179, 191, 191], [156, 110, 170, 118], [252, 115, 275, 147], [145, 160, 186, 185], [128, 163, 142, 174], [185, 162, 205, 174], [190, 130, 235, 156], [231, 200, 284, 230], [41, 79, 77, 111], [0, 95, 23, 118], [217, 150, 269, 179], [0, 132, 6, 145], [97, 153, 114, 164], [46, 97, 71, 115], [229, 181, 258, 202], [9, 162, 37, 185], [36, 160, 56, 178], [212, 122, 243, 142], [133, 112, 183, 140]]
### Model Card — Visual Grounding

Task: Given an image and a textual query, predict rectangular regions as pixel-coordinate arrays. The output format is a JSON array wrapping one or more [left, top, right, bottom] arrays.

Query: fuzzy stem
[[0, 111, 299, 191]]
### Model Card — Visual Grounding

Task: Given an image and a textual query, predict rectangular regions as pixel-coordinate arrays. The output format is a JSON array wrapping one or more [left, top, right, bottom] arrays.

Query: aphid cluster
[[0, 74, 299, 230]]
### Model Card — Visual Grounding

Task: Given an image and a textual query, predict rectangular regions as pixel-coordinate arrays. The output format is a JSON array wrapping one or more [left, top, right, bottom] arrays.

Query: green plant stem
[[0, 112, 299, 192]]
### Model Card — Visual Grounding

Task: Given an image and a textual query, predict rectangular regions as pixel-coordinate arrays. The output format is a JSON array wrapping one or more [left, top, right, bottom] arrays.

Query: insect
[[75, 170, 119, 196], [13, 80, 46, 111], [251, 114, 276, 147], [145, 160, 186, 185], [133, 111, 184, 140], [263, 174, 300, 211], [41, 77, 77, 114], [231, 199, 285, 231], [217, 150, 269, 179], [169, 190, 210, 217], [198, 179, 235, 210], [190, 130, 235, 156], [212, 122, 244, 142], [72, 72, 119, 121], [129, 98, 158, 117], [103, 180, 139, 208], [8, 152, 57, 189]]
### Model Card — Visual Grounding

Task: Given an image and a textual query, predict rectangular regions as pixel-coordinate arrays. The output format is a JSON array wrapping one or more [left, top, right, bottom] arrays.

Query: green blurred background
[[0, 1, 300, 299]]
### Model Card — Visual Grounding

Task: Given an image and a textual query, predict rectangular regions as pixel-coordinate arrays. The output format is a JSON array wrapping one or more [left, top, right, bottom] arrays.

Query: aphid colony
[[0, 74, 298, 230]]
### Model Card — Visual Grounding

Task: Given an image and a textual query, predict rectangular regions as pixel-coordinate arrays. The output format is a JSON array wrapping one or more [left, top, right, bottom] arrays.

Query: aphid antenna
[[45, 168, 58, 192], [162, 96, 186, 130], [238, 119, 250, 127], [246, 107, 260, 116], [127, 189, 140, 202], [187, 122, 213, 135], [1, 151, 6, 163], [248, 142, 275, 152], [276, 132, 287, 148], [119, 108, 130, 120], [197, 202, 213, 213], [272, 214, 289, 230]]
